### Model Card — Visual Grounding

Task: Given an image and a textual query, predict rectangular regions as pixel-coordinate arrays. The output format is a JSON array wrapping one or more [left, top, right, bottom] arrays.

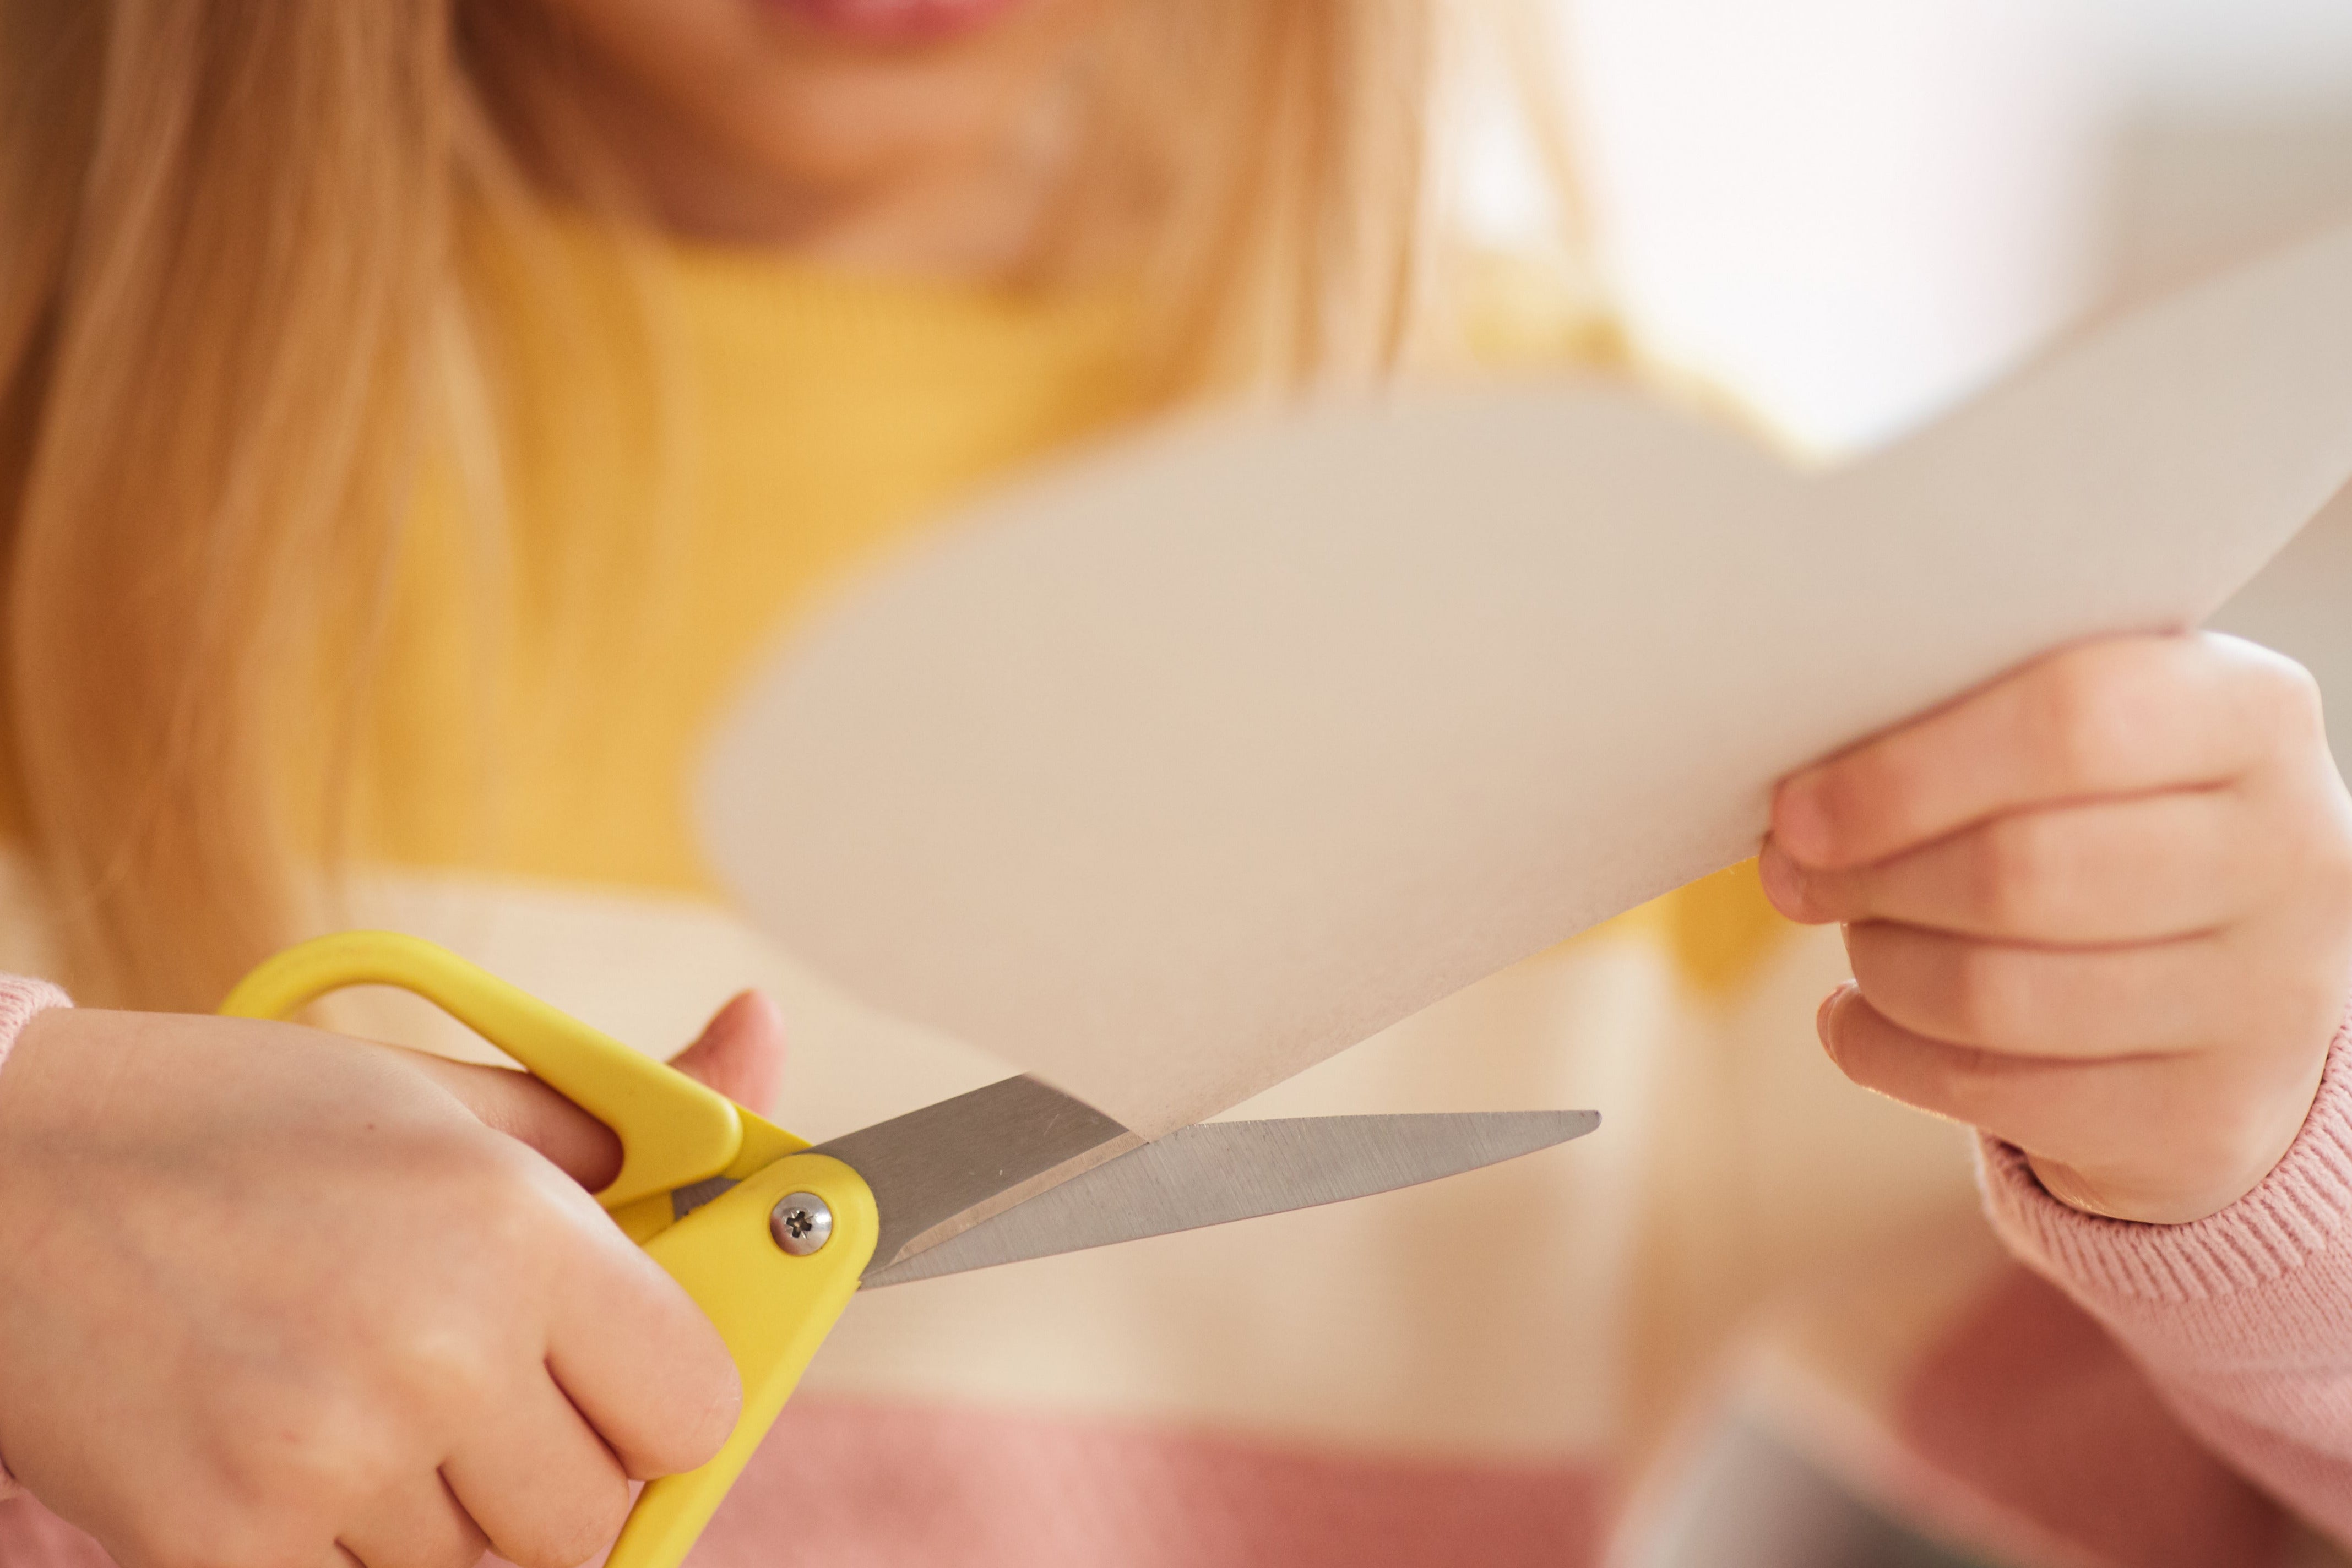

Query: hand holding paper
[[701, 224, 2352, 1144], [1763, 631, 2352, 1223]]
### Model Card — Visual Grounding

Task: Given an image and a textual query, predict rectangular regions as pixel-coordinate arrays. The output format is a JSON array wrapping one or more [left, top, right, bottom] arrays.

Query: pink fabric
[[12, 989, 2352, 1559], [1895, 1263, 2291, 1566], [683, 1397, 1606, 1567], [0, 973, 69, 1085], [0, 1496, 107, 1566], [1980, 1010, 2352, 1547], [0, 973, 70, 1506], [0, 1397, 1606, 1568]]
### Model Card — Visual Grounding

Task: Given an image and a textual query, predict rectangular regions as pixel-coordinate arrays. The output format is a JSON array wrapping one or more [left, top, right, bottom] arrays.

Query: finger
[[1842, 921, 2229, 1058], [1816, 985, 2313, 1222], [1775, 633, 2312, 869], [1817, 983, 2170, 1161], [545, 1212, 741, 1479], [1762, 788, 2248, 943], [400, 1054, 622, 1190], [442, 1374, 632, 1568], [667, 990, 787, 1115], [395, 991, 792, 1189], [336, 1472, 488, 1568]]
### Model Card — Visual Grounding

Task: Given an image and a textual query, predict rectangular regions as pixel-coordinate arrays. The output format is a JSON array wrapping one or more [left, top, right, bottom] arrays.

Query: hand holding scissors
[[212, 930, 1596, 1567]]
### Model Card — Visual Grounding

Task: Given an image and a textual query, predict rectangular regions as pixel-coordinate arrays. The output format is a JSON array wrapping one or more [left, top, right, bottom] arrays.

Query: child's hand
[[0, 989, 784, 1568], [1761, 633, 2352, 1225]]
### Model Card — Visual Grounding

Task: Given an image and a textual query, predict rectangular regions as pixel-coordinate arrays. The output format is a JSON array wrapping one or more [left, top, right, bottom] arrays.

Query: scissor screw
[[770, 1192, 833, 1256]]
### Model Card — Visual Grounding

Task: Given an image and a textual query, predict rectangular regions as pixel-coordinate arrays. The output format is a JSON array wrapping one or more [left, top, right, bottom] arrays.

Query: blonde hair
[[0, 1, 1569, 1010]]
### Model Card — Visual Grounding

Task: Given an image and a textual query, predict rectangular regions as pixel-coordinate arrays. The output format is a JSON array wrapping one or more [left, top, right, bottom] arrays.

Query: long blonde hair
[[0, 1, 1547, 1010]]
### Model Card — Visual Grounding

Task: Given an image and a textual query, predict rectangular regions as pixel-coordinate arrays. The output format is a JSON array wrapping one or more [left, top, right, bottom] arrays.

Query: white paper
[[700, 225, 2352, 1139]]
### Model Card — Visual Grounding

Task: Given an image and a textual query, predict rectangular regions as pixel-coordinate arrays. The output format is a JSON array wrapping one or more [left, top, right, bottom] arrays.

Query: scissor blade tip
[[1511, 1107, 1600, 1151], [1508, 1107, 1599, 1137]]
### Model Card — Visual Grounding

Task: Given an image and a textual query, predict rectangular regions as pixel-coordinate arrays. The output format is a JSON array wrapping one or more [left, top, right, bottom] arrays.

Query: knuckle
[[2215, 638, 2325, 770], [459, 1148, 577, 1276], [2031, 657, 2134, 786], [1980, 814, 2071, 927], [2263, 965, 2345, 1049], [509, 1478, 632, 1568], [648, 1357, 745, 1477], [2169, 1079, 2290, 1196], [2236, 677, 2327, 786], [376, 1196, 556, 1412], [1942, 1038, 2004, 1084], [384, 1315, 507, 1416], [461, 1144, 552, 1231], [383, 1129, 545, 1253], [419, 1521, 494, 1568], [1974, 821, 2034, 924], [2248, 647, 2326, 735], [1944, 943, 2028, 1043], [2316, 834, 2352, 933], [214, 1378, 401, 1509], [2318, 794, 2352, 876], [1925, 1038, 2009, 1120], [572, 1480, 636, 1561]]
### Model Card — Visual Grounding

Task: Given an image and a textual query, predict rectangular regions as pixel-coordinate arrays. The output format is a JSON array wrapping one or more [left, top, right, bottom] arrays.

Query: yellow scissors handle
[[615, 1152, 876, 1566], [221, 930, 751, 1209], [225, 933, 868, 1568]]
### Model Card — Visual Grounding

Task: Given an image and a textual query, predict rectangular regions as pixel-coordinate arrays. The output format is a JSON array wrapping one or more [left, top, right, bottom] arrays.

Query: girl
[[1, 4, 2348, 1566]]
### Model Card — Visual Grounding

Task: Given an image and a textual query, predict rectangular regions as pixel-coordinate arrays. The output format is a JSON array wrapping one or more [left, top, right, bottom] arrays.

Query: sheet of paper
[[700, 224, 2352, 1140]]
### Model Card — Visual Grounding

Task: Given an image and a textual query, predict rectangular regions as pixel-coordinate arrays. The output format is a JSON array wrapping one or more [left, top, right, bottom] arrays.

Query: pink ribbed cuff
[[1978, 1009, 2352, 1306], [0, 972, 71, 1504]]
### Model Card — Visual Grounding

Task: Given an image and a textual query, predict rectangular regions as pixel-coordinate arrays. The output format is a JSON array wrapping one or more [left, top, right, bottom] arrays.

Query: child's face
[[524, 0, 1107, 197]]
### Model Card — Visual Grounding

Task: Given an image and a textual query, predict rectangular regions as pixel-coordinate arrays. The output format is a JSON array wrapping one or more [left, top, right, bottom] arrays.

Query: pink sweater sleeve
[[1979, 1010, 2352, 1544], [0, 973, 72, 1505]]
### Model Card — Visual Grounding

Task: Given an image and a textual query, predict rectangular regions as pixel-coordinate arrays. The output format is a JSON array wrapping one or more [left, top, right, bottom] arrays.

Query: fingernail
[[1816, 982, 1855, 1058], [1775, 771, 1834, 864], [1756, 841, 1812, 919]]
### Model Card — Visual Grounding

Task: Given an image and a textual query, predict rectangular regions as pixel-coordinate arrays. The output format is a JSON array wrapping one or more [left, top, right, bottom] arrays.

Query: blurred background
[[1455, 0, 2352, 771], [1459, 6, 2352, 1560], [2099, 0, 2352, 775]]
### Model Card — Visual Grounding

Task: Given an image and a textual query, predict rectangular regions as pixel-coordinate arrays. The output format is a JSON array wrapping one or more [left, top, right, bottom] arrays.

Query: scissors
[[223, 929, 1598, 1568]]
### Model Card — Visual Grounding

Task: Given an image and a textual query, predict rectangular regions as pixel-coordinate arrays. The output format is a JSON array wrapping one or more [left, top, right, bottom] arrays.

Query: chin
[[523, 0, 1099, 224], [756, 0, 1036, 47]]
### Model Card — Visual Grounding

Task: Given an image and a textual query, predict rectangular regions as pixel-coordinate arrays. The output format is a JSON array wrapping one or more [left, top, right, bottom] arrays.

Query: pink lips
[[762, 0, 1028, 45]]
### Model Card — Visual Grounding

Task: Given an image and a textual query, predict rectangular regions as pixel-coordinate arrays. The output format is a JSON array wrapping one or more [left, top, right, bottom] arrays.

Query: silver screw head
[[769, 1192, 833, 1256]]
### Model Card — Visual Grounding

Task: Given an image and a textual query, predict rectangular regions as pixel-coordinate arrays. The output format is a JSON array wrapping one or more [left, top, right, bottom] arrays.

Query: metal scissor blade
[[808, 1076, 1142, 1272], [860, 1108, 1599, 1289]]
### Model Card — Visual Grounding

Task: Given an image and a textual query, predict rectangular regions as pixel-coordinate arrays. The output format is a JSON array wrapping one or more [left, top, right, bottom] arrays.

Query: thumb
[[666, 990, 787, 1117]]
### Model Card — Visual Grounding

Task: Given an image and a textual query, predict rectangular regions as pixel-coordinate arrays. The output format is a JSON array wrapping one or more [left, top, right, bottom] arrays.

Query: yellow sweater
[[341, 220, 1783, 991], [349, 231, 1144, 895]]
